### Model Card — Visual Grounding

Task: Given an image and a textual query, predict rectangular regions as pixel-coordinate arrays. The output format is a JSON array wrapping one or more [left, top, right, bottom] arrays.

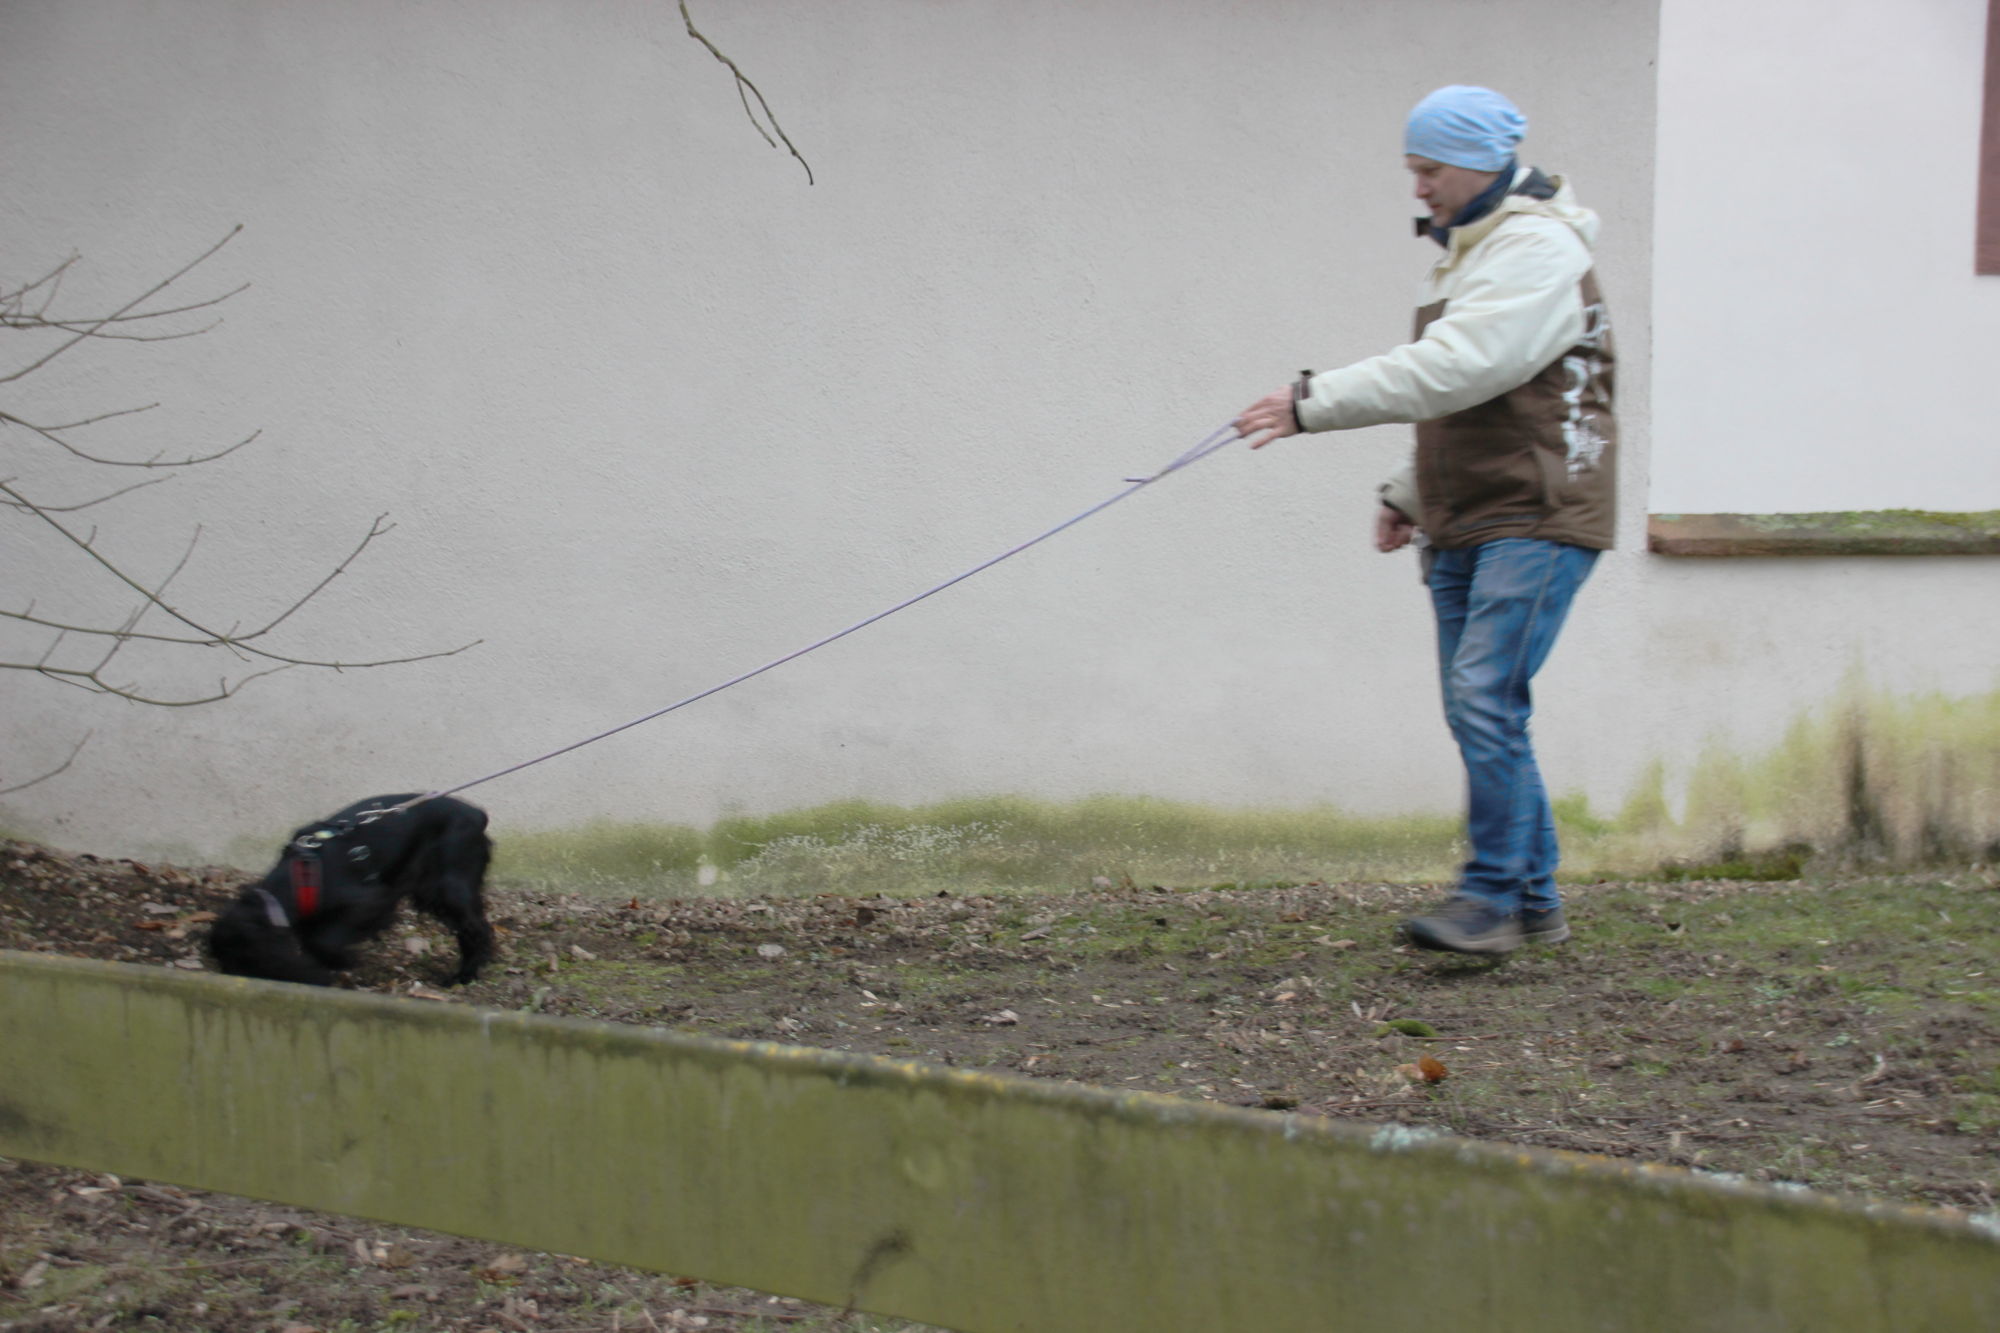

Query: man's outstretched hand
[[1375, 502, 1416, 553], [1235, 387, 1301, 450]]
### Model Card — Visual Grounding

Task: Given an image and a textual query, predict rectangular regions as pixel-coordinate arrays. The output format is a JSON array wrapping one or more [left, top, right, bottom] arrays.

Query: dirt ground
[[3, 838, 1998, 1331]]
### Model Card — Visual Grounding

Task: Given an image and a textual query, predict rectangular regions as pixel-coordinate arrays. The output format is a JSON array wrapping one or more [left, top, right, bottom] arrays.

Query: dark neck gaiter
[[1424, 160, 1517, 248]]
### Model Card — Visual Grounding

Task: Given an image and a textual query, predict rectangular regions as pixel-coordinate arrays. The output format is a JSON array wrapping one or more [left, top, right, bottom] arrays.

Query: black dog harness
[[291, 854, 325, 917], [255, 805, 398, 929], [249, 849, 329, 929]]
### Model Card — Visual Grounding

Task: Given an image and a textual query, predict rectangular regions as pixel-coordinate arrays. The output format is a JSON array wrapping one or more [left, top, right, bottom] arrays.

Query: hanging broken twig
[[678, 0, 814, 184]]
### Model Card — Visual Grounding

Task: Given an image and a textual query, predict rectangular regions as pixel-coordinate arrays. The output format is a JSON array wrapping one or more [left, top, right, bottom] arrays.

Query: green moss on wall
[[1648, 510, 2000, 556], [1567, 682, 2000, 877], [488, 684, 1998, 897], [501, 819, 708, 879], [496, 794, 1461, 898]]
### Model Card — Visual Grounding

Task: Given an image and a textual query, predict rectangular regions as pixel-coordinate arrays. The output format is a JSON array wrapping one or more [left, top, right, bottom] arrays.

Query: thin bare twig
[[1316, 1095, 1427, 1112], [83, 523, 207, 684], [247, 513, 393, 641], [0, 254, 80, 321], [0, 603, 482, 669], [2, 481, 480, 682], [693, 1307, 812, 1324], [679, 0, 814, 184], [3, 313, 231, 342], [2, 474, 257, 643], [0, 226, 244, 386], [19, 402, 164, 432], [4, 232, 481, 742], [3, 285, 243, 328], [0, 407, 261, 468], [0, 732, 91, 797], [16, 658, 297, 706], [0, 472, 172, 511], [0, 481, 476, 667]]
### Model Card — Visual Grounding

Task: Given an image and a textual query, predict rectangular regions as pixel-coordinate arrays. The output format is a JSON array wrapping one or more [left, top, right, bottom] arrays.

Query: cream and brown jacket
[[1295, 170, 1616, 550]]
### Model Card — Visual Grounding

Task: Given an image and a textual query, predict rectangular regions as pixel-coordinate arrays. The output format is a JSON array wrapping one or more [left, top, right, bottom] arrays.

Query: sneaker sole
[[1521, 924, 1571, 945]]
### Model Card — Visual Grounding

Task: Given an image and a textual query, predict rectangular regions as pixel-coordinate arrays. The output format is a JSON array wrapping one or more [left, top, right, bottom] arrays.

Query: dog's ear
[[244, 882, 293, 928], [207, 889, 335, 986]]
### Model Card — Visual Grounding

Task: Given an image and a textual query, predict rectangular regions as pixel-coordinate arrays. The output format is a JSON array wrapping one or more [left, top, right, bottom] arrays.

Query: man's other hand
[[1375, 502, 1416, 553], [1235, 388, 1301, 450]]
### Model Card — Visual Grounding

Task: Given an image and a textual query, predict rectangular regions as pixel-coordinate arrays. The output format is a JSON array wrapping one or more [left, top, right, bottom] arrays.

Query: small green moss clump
[[1376, 1018, 1437, 1038]]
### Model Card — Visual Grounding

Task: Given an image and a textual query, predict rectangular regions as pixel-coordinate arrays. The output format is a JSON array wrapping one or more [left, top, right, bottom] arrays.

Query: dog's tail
[[206, 889, 335, 986]]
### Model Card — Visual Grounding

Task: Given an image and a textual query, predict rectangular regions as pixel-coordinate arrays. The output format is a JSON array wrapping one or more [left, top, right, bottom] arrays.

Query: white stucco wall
[[1618, 0, 2000, 858], [1, 0, 1668, 860], [1652, 0, 2000, 512], [14, 1, 1985, 870]]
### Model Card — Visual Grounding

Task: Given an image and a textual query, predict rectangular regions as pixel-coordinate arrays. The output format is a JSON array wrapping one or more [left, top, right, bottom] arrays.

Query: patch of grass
[[497, 818, 706, 894], [491, 795, 1463, 899], [1651, 845, 1812, 882], [1552, 791, 1614, 840], [20, 1260, 113, 1304], [1950, 1067, 2000, 1134], [721, 794, 1459, 881]]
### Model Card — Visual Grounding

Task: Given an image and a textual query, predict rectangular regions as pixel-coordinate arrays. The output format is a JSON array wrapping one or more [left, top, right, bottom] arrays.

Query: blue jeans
[[1426, 538, 1599, 914]]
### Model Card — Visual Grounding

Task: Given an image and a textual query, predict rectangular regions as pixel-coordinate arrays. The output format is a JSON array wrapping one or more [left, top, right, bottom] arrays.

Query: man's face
[[1406, 155, 1500, 228]]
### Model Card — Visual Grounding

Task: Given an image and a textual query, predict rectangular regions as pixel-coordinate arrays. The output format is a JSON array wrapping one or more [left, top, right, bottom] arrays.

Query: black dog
[[207, 793, 494, 987]]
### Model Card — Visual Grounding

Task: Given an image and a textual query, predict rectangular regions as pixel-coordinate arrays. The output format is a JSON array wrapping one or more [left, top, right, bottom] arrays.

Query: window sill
[[1647, 511, 2000, 556]]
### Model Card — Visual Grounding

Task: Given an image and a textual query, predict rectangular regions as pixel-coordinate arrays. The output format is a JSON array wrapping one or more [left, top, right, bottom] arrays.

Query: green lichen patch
[[481, 682, 2000, 906], [1562, 682, 2000, 878]]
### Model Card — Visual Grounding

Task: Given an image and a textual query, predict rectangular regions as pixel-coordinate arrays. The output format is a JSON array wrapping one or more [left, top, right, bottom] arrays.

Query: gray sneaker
[[1401, 895, 1525, 955], [1519, 905, 1571, 944]]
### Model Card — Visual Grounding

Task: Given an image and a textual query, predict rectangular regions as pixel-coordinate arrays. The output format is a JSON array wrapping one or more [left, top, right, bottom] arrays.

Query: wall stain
[[844, 1226, 913, 1313], [464, 684, 1998, 893]]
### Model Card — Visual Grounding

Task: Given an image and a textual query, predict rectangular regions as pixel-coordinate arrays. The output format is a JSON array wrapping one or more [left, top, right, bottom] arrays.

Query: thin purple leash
[[393, 422, 1242, 812]]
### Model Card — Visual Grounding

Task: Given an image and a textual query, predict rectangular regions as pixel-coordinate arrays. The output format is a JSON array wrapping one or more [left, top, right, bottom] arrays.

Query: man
[[1234, 85, 1616, 955]]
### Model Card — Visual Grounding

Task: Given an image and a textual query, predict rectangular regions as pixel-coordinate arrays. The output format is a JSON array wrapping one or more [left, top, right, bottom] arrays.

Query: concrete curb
[[3, 951, 1995, 1331]]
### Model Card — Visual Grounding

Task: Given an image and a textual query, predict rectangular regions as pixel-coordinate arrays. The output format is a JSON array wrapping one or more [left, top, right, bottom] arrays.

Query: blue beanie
[[1404, 86, 1527, 171]]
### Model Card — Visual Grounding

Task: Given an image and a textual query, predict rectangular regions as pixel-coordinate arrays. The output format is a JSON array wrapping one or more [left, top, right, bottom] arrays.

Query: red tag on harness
[[290, 856, 323, 919]]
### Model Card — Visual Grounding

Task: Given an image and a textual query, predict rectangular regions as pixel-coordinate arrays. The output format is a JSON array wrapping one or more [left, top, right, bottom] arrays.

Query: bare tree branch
[[1, 481, 480, 669], [0, 225, 246, 386], [14, 402, 163, 432], [0, 603, 474, 661], [679, 0, 814, 185], [0, 732, 91, 797], [2, 316, 229, 344], [3, 232, 484, 790], [1, 271, 247, 329], [0, 257, 242, 339], [0, 473, 171, 512], [0, 254, 79, 316], [1, 406, 262, 468], [15, 659, 296, 706], [4, 475, 257, 646]]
